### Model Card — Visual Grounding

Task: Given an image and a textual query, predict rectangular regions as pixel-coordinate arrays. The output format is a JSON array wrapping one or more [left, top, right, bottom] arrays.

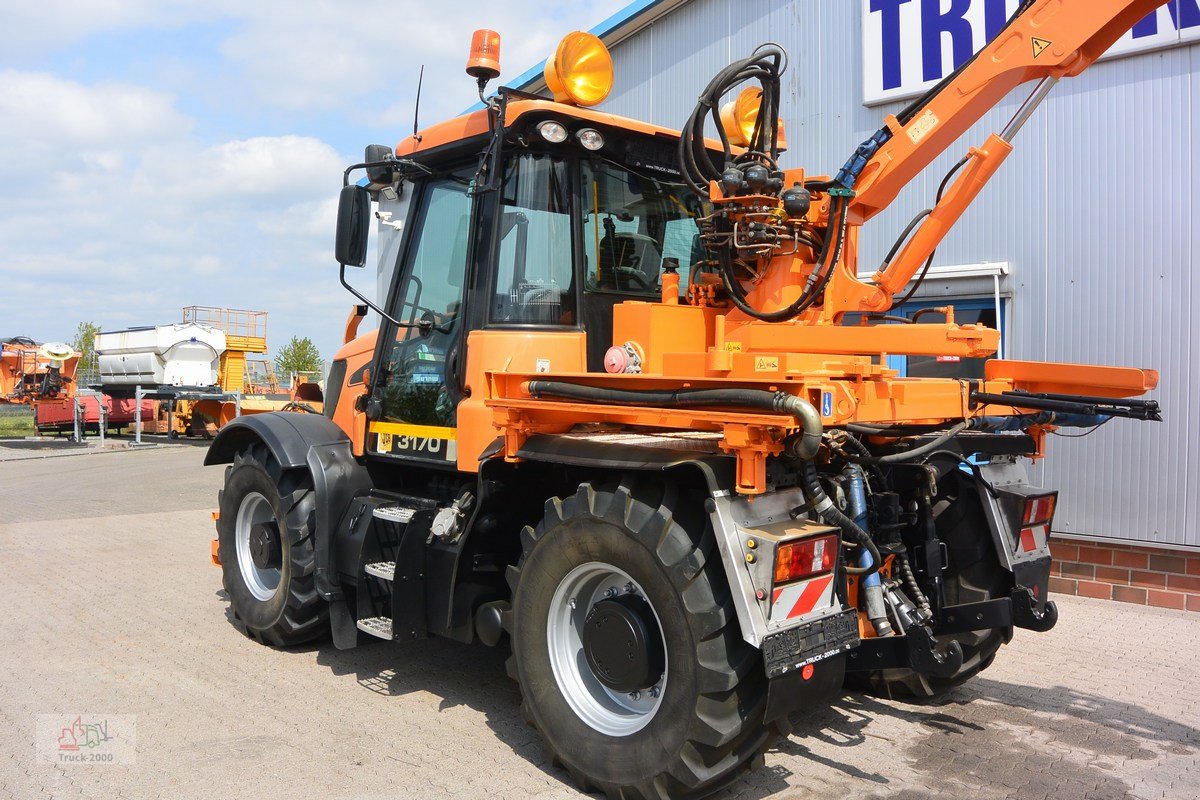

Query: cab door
[[368, 175, 473, 465]]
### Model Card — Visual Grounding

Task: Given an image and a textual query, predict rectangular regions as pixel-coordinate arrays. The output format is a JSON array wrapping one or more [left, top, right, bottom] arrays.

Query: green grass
[[0, 410, 36, 438]]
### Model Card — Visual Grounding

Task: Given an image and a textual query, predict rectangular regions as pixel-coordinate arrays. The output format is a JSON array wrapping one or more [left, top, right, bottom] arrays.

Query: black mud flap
[[764, 654, 845, 725], [329, 600, 360, 650], [845, 625, 964, 678]]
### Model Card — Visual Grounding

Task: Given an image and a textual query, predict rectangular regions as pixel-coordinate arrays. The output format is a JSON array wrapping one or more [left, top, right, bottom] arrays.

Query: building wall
[[589, 0, 1198, 549]]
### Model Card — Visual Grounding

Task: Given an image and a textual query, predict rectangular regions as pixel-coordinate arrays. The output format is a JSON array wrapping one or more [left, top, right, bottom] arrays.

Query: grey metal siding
[[595, 0, 1198, 548]]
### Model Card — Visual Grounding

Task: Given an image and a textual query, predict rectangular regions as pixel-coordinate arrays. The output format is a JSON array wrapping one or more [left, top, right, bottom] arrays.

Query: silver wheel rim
[[235, 491, 281, 601], [547, 562, 667, 737]]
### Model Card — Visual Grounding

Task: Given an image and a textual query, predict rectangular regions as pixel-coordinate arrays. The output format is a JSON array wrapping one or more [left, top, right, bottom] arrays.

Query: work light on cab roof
[[720, 86, 788, 151], [543, 30, 613, 107]]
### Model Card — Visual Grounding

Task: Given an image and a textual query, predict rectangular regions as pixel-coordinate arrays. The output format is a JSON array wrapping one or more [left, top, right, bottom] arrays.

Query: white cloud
[[0, 0, 633, 360], [0, 70, 349, 357], [217, 1, 629, 120], [0, 71, 191, 166]]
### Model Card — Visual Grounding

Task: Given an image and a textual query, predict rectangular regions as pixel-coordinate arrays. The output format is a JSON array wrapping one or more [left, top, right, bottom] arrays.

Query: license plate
[[762, 608, 860, 678]]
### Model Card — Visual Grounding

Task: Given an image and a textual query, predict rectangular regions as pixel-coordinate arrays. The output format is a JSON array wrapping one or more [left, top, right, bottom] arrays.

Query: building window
[[886, 297, 1006, 379]]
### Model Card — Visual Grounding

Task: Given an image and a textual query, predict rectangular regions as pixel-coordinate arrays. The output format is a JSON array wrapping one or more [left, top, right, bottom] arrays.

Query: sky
[[0, 0, 630, 365]]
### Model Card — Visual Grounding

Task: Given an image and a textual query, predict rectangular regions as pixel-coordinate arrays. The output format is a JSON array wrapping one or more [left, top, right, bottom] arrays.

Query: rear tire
[[216, 444, 328, 647], [858, 469, 1011, 699], [506, 478, 778, 800]]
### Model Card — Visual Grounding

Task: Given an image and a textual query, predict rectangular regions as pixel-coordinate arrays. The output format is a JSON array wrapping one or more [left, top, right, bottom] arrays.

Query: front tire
[[216, 444, 328, 647], [506, 478, 777, 800]]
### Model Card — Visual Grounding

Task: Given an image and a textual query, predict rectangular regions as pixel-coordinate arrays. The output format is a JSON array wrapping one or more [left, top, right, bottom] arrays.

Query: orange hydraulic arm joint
[[836, 0, 1168, 295]]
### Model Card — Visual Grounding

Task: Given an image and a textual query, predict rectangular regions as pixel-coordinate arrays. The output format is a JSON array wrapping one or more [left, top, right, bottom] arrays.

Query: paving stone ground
[[1, 446, 1196, 799]]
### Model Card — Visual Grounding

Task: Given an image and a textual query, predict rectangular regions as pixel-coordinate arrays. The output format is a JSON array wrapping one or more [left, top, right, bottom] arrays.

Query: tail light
[[1023, 495, 1056, 526], [1017, 492, 1057, 553], [774, 533, 839, 585]]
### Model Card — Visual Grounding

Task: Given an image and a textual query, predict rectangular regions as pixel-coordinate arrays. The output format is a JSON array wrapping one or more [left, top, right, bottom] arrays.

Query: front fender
[[205, 412, 372, 603], [204, 412, 353, 468]]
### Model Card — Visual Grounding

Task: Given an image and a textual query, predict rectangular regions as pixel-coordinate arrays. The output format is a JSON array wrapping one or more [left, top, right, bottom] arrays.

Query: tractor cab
[[330, 49, 717, 471]]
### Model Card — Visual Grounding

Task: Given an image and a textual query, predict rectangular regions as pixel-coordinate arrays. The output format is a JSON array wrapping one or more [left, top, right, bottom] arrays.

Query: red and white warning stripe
[[770, 574, 835, 621], [1017, 523, 1049, 555]]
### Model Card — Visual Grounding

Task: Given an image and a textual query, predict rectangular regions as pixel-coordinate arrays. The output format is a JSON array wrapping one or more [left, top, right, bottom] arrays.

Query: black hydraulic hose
[[849, 420, 972, 464], [679, 44, 786, 195], [897, 553, 932, 615], [525, 381, 822, 460], [836, 433, 889, 490], [846, 421, 946, 436], [717, 194, 850, 323], [878, 208, 932, 272], [800, 461, 881, 578], [894, 154, 971, 307]]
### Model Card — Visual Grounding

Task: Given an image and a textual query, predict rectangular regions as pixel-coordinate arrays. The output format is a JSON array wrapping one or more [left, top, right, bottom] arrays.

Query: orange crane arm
[[837, 0, 1167, 297]]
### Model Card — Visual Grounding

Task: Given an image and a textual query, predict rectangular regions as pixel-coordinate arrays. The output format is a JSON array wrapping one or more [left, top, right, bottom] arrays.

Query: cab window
[[579, 159, 704, 295], [491, 153, 575, 325]]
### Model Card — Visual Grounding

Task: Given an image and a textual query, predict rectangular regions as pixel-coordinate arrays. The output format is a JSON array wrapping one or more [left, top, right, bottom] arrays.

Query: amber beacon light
[[466, 29, 502, 81], [718, 87, 760, 146], [544, 31, 613, 107]]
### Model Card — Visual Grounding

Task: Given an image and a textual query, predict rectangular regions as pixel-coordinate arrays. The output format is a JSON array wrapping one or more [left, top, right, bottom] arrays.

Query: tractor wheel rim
[[547, 561, 667, 737], [235, 491, 282, 601]]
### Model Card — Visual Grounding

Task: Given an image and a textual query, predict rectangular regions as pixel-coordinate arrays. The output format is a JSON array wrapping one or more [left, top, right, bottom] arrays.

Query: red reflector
[[774, 534, 839, 585], [1019, 527, 1039, 552], [801, 664, 815, 681], [1023, 494, 1056, 526]]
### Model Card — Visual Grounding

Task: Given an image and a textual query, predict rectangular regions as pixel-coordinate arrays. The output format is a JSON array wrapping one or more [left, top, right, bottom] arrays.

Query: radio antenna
[[412, 65, 425, 143]]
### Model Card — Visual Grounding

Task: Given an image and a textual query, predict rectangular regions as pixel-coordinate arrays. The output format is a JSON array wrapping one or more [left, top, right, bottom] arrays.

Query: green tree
[[71, 321, 101, 376], [274, 336, 323, 378]]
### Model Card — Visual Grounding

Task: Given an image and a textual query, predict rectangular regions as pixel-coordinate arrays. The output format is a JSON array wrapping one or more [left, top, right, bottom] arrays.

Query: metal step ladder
[[372, 505, 415, 524], [355, 502, 423, 640], [355, 616, 394, 640], [364, 560, 395, 581]]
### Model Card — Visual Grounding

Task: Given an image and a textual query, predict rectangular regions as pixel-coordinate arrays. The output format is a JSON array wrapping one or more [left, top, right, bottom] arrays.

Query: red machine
[[1, 337, 151, 434]]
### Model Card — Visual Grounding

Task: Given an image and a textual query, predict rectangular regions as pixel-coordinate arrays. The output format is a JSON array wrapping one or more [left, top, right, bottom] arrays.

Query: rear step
[[356, 616, 394, 640], [364, 561, 395, 581], [373, 505, 415, 524]]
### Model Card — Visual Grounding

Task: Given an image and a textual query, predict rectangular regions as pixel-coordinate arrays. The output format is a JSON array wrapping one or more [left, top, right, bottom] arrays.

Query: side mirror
[[335, 184, 371, 267], [365, 144, 398, 186]]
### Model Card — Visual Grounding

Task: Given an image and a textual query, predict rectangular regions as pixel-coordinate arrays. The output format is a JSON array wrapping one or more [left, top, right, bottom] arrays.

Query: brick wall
[[1048, 539, 1200, 612]]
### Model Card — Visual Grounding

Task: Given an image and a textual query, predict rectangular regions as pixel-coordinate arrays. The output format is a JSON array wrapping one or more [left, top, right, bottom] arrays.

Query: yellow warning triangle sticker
[[1032, 37, 1052, 58]]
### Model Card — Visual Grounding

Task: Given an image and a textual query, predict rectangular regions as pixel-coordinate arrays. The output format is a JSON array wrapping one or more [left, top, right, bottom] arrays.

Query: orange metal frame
[[330, 0, 1168, 495], [480, 0, 1165, 494]]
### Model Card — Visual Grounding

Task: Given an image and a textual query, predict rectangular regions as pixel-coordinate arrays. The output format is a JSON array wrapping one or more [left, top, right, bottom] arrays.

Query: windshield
[[579, 159, 705, 295]]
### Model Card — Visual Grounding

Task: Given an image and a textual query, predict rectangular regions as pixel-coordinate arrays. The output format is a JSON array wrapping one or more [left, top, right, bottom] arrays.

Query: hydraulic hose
[[800, 462, 880, 578], [849, 420, 972, 464], [845, 464, 893, 634], [525, 381, 823, 460], [897, 553, 932, 616], [835, 431, 889, 489], [715, 193, 850, 323], [678, 44, 786, 195]]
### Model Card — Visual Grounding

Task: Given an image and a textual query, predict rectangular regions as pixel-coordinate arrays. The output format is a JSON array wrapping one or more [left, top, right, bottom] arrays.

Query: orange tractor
[[206, 2, 1167, 796]]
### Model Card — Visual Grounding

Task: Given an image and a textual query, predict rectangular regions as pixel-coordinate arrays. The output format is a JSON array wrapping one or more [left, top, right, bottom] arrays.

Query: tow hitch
[[846, 588, 1056, 677], [936, 587, 1058, 635]]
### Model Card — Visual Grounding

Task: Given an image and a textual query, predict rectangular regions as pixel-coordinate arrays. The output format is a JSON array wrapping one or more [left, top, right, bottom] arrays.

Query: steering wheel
[[615, 266, 653, 291]]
